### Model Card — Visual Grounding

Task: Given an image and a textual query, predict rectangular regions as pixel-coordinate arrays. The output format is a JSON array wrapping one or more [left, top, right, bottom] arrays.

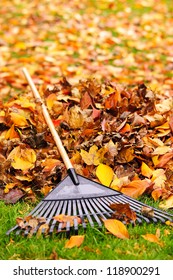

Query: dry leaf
[[103, 219, 129, 239], [142, 233, 164, 246], [110, 203, 137, 224], [141, 206, 154, 218], [96, 163, 114, 186], [53, 214, 82, 228], [141, 162, 153, 178], [80, 145, 107, 166], [159, 195, 173, 210], [64, 235, 85, 249], [7, 146, 36, 170], [120, 179, 150, 198]]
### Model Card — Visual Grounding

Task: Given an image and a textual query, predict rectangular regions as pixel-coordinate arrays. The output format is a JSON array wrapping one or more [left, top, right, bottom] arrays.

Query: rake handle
[[22, 67, 79, 185]]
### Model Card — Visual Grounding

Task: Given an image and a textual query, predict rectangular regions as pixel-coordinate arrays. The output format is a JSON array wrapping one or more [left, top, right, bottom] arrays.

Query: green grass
[[1, 200, 173, 260]]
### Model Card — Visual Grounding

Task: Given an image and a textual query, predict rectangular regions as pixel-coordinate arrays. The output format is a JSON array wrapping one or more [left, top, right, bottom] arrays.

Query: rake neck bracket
[[67, 168, 79, 185]]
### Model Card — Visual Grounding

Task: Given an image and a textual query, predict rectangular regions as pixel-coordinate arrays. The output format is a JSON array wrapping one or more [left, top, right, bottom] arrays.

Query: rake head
[[6, 175, 173, 237]]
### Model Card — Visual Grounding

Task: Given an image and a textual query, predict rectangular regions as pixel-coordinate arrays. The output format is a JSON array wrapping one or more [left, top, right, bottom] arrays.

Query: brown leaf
[[141, 206, 154, 218], [103, 219, 129, 239], [0, 188, 24, 204], [53, 214, 82, 228], [110, 203, 137, 224]]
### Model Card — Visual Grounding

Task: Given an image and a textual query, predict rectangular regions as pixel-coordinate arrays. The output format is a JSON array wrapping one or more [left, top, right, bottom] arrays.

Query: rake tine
[[49, 201, 64, 233], [84, 199, 103, 227], [80, 199, 95, 227], [76, 199, 87, 229]]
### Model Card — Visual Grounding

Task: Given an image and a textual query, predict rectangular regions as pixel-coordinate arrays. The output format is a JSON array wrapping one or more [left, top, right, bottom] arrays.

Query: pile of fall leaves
[[1, 77, 173, 211]]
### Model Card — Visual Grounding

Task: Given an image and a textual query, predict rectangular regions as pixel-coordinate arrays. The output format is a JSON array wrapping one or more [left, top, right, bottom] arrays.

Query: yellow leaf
[[103, 219, 129, 239], [7, 146, 36, 170], [64, 235, 85, 249], [46, 94, 57, 110], [80, 145, 107, 166], [96, 164, 114, 186], [159, 195, 173, 210], [4, 183, 16, 194], [142, 233, 163, 246], [10, 112, 29, 127], [141, 162, 153, 178]]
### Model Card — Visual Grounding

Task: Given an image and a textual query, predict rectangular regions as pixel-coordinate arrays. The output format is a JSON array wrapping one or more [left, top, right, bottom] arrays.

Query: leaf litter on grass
[[0, 0, 173, 246]]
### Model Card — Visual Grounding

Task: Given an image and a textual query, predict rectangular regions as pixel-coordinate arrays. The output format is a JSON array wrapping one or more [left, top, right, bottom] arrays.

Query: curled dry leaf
[[53, 214, 82, 228], [110, 203, 137, 224], [103, 219, 129, 239], [64, 235, 85, 249], [141, 206, 154, 218]]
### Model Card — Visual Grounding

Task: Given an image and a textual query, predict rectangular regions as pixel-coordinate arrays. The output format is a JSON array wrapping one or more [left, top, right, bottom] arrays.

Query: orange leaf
[[96, 164, 114, 186], [156, 152, 173, 167], [41, 158, 60, 172], [64, 235, 85, 249], [151, 189, 162, 201], [5, 124, 19, 139], [120, 179, 150, 198], [104, 91, 121, 110], [119, 123, 131, 134], [142, 233, 163, 246], [103, 219, 129, 239]]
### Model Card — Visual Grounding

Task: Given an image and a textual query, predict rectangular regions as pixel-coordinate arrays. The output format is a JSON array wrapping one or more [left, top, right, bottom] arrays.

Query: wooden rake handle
[[22, 67, 79, 185]]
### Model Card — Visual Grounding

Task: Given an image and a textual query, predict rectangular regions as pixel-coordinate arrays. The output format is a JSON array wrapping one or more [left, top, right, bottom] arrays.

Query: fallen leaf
[[7, 146, 36, 170], [53, 214, 82, 228], [156, 152, 173, 168], [159, 195, 173, 210], [103, 219, 129, 239], [141, 206, 154, 218], [110, 203, 137, 224], [141, 162, 153, 178], [120, 179, 150, 198], [96, 163, 114, 186], [142, 233, 164, 246], [64, 235, 85, 249], [80, 145, 107, 166]]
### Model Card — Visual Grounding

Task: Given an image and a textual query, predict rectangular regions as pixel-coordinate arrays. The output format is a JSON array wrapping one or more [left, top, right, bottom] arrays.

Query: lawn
[[0, 0, 173, 260]]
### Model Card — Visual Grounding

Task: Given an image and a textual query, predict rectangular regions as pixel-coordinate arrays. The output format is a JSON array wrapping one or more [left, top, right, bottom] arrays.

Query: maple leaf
[[80, 145, 107, 166], [7, 146, 36, 171]]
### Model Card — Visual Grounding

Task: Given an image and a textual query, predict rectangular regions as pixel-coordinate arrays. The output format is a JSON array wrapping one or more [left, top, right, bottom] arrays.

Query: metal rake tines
[[6, 195, 173, 236]]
